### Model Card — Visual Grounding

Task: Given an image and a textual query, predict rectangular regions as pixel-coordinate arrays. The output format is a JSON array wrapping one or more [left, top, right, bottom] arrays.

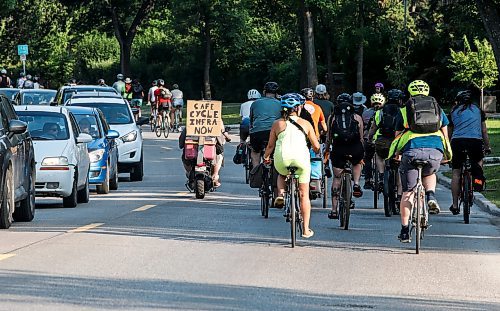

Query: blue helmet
[[281, 93, 304, 109]]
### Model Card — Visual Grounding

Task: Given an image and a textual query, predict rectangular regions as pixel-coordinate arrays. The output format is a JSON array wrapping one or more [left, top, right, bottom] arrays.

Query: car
[[13, 89, 57, 105], [70, 92, 122, 100], [15, 105, 92, 208], [0, 95, 36, 229], [66, 106, 120, 194], [64, 97, 147, 181], [53, 85, 119, 106], [0, 88, 21, 100]]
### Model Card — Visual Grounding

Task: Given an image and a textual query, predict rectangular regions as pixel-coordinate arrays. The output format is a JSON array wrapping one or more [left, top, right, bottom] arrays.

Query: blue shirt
[[249, 97, 281, 133], [450, 104, 485, 140], [402, 111, 449, 152]]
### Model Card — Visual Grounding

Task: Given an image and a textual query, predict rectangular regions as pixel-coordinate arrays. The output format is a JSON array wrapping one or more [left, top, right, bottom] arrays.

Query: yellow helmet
[[408, 80, 430, 96], [370, 93, 386, 105]]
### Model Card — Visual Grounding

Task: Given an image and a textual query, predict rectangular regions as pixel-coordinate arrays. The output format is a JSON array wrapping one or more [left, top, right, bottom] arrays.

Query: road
[[0, 130, 499, 310]]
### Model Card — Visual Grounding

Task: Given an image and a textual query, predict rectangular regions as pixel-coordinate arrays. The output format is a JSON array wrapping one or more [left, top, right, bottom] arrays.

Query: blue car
[[66, 106, 120, 194]]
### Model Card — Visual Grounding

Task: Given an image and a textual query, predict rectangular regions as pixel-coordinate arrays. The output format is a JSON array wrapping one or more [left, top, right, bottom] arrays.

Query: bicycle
[[408, 159, 430, 254], [372, 156, 380, 209], [383, 159, 400, 217], [310, 154, 328, 209], [338, 156, 353, 230], [243, 143, 252, 184], [155, 108, 170, 138], [171, 107, 182, 133], [284, 166, 302, 248], [458, 153, 474, 224], [150, 107, 158, 132], [259, 159, 274, 219]]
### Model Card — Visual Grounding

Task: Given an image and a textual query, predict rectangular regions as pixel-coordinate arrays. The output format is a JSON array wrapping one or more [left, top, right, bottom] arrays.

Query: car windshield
[[71, 102, 132, 125], [73, 114, 101, 139], [0, 89, 19, 100], [63, 88, 115, 104], [21, 91, 56, 105], [17, 111, 70, 140]]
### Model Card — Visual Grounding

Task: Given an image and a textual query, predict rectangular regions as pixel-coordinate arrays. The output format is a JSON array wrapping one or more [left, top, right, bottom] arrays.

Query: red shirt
[[154, 88, 171, 105]]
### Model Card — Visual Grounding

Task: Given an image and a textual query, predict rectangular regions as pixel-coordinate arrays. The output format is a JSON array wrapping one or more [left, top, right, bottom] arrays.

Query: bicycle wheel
[[463, 173, 471, 224], [342, 174, 351, 230], [262, 172, 270, 218], [244, 148, 251, 184], [155, 118, 162, 137], [150, 115, 155, 132], [383, 169, 394, 217], [322, 175, 328, 209], [290, 178, 297, 248], [373, 165, 379, 209], [163, 115, 170, 138], [415, 185, 422, 254]]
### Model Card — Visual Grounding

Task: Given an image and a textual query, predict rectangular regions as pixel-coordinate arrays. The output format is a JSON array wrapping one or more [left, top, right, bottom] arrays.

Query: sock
[[401, 225, 409, 231], [425, 190, 435, 197]]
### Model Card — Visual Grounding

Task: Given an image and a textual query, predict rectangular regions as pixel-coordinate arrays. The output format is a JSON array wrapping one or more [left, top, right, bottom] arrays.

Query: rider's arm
[[306, 122, 320, 154], [263, 122, 278, 161], [367, 118, 377, 141], [482, 121, 491, 151], [355, 114, 364, 143]]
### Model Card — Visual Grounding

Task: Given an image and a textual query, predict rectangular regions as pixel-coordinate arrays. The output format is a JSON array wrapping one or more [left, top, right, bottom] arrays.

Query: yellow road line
[[133, 204, 157, 212], [67, 223, 104, 233], [0, 254, 15, 261]]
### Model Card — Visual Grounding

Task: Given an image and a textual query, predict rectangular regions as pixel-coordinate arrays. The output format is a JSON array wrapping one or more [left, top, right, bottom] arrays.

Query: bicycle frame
[[410, 165, 428, 254], [460, 155, 473, 224], [338, 162, 352, 230], [285, 168, 302, 248]]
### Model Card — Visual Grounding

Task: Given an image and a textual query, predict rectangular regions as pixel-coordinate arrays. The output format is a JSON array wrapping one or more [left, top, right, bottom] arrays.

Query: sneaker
[[274, 196, 284, 209], [353, 184, 363, 198], [449, 204, 460, 215], [426, 192, 440, 214], [363, 179, 373, 190], [398, 226, 410, 243]]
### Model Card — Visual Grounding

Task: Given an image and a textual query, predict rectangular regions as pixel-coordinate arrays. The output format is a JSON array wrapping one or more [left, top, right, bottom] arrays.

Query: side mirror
[[9, 119, 27, 134], [106, 129, 120, 139], [136, 116, 149, 126], [77, 133, 93, 144]]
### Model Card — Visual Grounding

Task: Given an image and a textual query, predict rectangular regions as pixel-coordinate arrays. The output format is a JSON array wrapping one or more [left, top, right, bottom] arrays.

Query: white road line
[[67, 223, 104, 233], [0, 254, 16, 261], [133, 204, 157, 212]]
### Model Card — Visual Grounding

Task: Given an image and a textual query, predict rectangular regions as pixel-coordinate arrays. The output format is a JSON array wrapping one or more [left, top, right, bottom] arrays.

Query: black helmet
[[336, 93, 352, 104], [387, 89, 405, 101], [97, 78, 105, 85], [158, 79, 165, 86], [263, 81, 279, 93], [301, 88, 314, 100], [455, 90, 472, 105]]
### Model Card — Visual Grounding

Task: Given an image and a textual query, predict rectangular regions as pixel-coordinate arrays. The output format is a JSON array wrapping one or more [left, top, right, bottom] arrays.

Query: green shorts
[[274, 156, 311, 184], [130, 99, 143, 107]]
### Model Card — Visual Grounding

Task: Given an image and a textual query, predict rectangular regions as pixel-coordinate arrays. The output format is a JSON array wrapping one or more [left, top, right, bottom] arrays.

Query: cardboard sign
[[186, 100, 222, 136]]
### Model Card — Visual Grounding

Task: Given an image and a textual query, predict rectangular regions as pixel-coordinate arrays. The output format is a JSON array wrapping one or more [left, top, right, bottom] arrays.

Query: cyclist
[[22, 74, 34, 89], [124, 78, 133, 101], [449, 89, 491, 215], [353, 92, 375, 190], [154, 80, 172, 129], [249, 82, 281, 168], [240, 89, 261, 143], [302, 88, 327, 138], [263, 93, 320, 239], [130, 79, 144, 121], [0, 69, 12, 88], [374, 82, 384, 95], [97, 79, 107, 86], [313, 84, 334, 129], [324, 93, 365, 219], [388, 80, 452, 243], [170, 84, 184, 126], [112, 74, 125, 97], [16, 72, 26, 88], [148, 80, 158, 121], [352, 91, 367, 116]]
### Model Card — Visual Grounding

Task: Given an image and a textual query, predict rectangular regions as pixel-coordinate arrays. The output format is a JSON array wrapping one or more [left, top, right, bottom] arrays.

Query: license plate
[[195, 166, 205, 172]]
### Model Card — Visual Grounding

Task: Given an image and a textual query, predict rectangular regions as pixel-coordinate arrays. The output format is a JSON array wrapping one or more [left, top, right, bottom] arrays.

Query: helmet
[[19, 72, 25, 77], [172, 84, 179, 89], [152, 80, 157, 86], [26, 74, 32, 80], [97, 78, 105, 85], [375, 82, 384, 89], [408, 80, 430, 96], [370, 93, 386, 105], [455, 90, 472, 104], [124, 77, 132, 84], [247, 89, 261, 100], [263, 81, 279, 93], [280, 93, 303, 109], [352, 92, 367, 106], [116, 73, 124, 80], [337, 93, 352, 104], [315, 84, 327, 95], [301, 88, 314, 100], [387, 89, 404, 101], [69, 78, 76, 84], [0, 69, 6, 75], [158, 79, 165, 86]]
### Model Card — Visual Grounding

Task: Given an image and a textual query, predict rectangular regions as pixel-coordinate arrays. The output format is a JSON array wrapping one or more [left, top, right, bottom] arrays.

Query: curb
[[436, 171, 500, 217]]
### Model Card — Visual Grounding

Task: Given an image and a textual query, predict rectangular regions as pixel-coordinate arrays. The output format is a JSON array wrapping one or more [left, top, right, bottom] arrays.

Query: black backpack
[[406, 96, 441, 133], [379, 104, 399, 137], [331, 103, 359, 143]]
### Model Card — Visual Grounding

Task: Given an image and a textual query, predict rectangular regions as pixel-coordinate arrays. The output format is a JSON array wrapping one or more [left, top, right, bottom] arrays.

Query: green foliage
[[449, 35, 499, 89]]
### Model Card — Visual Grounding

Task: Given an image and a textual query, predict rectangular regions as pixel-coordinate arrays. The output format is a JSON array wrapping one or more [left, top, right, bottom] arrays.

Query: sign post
[[17, 44, 29, 76], [186, 100, 222, 137]]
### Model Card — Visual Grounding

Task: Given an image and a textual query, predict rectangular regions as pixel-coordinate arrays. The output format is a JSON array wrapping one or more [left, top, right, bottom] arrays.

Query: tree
[[475, 0, 500, 79], [300, 0, 318, 88], [449, 35, 499, 108]]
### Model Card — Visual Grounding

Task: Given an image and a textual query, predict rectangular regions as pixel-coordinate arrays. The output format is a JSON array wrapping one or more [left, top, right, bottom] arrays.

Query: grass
[[486, 119, 500, 157], [443, 165, 500, 209]]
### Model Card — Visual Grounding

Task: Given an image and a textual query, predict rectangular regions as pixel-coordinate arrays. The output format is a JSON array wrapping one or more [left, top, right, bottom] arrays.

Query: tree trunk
[[119, 40, 132, 76], [356, 2, 364, 92], [475, 0, 500, 79], [303, 3, 318, 88], [325, 32, 334, 98], [203, 19, 212, 100]]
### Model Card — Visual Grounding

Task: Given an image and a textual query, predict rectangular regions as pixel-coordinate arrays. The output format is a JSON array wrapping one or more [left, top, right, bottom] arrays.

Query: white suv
[[65, 97, 146, 181]]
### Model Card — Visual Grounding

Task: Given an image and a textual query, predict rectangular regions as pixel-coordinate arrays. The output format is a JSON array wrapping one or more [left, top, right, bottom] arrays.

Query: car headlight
[[120, 130, 137, 143], [41, 156, 69, 166], [89, 149, 105, 163]]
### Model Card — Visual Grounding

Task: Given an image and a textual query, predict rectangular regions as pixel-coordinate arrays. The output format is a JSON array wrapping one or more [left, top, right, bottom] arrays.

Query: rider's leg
[[212, 154, 223, 186], [330, 168, 342, 213], [375, 153, 385, 175], [352, 163, 362, 185], [451, 169, 461, 209], [299, 182, 312, 233], [400, 191, 414, 226], [276, 175, 285, 197]]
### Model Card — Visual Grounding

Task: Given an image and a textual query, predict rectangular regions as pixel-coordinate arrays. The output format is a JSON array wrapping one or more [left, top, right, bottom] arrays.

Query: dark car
[[0, 95, 36, 229], [53, 85, 119, 106]]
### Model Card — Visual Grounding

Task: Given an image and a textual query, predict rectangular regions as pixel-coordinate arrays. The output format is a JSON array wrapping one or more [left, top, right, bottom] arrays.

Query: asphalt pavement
[[0, 129, 499, 310]]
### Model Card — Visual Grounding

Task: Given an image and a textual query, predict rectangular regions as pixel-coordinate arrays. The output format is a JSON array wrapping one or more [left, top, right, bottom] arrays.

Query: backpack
[[160, 88, 171, 99], [249, 163, 264, 188], [330, 103, 359, 143], [233, 143, 245, 165], [133, 84, 143, 94], [406, 96, 441, 133], [22, 80, 34, 89], [378, 104, 399, 138]]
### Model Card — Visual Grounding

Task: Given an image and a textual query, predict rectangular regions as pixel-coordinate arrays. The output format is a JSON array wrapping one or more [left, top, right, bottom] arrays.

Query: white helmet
[[0, 69, 6, 75], [247, 89, 261, 100], [315, 84, 327, 95]]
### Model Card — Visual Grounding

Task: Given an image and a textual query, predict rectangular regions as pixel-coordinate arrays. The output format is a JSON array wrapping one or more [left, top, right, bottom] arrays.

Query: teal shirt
[[249, 97, 281, 133]]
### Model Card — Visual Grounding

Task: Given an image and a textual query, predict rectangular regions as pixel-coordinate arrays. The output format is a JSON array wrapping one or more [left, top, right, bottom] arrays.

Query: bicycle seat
[[411, 159, 429, 167], [287, 166, 298, 174]]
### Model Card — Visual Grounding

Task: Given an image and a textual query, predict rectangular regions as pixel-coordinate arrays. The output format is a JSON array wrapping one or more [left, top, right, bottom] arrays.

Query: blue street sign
[[17, 45, 29, 56]]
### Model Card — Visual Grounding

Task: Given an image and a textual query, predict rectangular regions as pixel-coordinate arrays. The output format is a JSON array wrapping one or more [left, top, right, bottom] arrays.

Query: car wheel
[[109, 162, 119, 191], [96, 165, 110, 194], [14, 164, 35, 222], [0, 168, 14, 229], [130, 153, 144, 182], [77, 175, 90, 203], [63, 173, 78, 208]]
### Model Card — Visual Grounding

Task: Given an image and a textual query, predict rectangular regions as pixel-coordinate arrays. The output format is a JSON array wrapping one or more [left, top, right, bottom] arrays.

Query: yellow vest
[[373, 110, 382, 141], [387, 106, 452, 160]]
